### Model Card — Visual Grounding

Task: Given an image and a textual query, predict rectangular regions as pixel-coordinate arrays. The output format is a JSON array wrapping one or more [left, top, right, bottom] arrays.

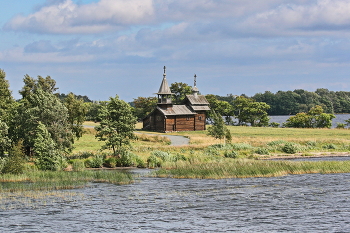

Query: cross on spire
[[194, 74, 197, 86], [163, 66, 166, 74]]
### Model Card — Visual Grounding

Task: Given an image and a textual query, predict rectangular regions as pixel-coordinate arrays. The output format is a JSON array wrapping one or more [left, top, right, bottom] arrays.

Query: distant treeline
[[216, 88, 350, 115]]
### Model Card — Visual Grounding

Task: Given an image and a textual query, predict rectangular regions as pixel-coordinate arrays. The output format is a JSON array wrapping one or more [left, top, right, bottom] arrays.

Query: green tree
[[284, 105, 335, 128], [95, 95, 137, 156], [205, 94, 234, 124], [170, 82, 192, 104], [234, 96, 270, 126], [64, 92, 87, 140], [10, 79, 73, 156], [34, 122, 65, 171], [0, 69, 15, 122], [207, 111, 231, 144], [0, 120, 11, 156], [132, 96, 157, 120], [19, 75, 58, 98]]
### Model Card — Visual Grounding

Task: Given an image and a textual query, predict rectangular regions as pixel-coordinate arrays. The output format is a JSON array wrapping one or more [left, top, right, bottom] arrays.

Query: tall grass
[[153, 159, 350, 179], [0, 170, 134, 192]]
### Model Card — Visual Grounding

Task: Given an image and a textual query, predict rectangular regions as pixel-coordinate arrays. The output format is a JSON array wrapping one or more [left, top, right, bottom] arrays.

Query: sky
[[1, 0, 350, 101]]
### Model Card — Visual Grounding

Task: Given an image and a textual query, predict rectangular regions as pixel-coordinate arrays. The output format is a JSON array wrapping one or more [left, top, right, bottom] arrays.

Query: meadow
[[2, 122, 350, 192]]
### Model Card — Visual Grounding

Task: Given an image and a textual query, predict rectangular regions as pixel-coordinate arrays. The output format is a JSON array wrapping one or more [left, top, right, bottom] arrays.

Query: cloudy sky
[[1, 0, 350, 101]]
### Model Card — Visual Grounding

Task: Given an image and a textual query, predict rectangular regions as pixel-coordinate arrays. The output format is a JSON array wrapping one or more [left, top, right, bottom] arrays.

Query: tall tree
[[234, 96, 270, 127], [0, 69, 15, 121], [64, 92, 87, 140], [95, 95, 137, 156], [11, 78, 72, 156]]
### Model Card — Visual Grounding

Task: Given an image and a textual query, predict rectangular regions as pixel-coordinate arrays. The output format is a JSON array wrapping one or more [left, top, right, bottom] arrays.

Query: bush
[[282, 142, 299, 154], [323, 144, 337, 150], [255, 147, 270, 155], [224, 150, 238, 158], [2, 144, 26, 174], [269, 122, 280, 128], [70, 151, 96, 159], [305, 141, 317, 147], [104, 157, 117, 168], [336, 123, 346, 129], [85, 154, 104, 168], [135, 157, 146, 168], [117, 152, 140, 167], [147, 155, 162, 168]]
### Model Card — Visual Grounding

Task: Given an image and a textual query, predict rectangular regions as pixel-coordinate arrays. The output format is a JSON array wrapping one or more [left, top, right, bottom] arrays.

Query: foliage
[[1, 142, 26, 174], [104, 157, 117, 168], [85, 101, 108, 122], [170, 82, 192, 104], [0, 120, 11, 156], [282, 142, 300, 154], [255, 147, 270, 155], [34, 122, 67, 171], [64, 92, 87, 140], [95, 95, 137, 156], [85, 154, 104, 168], [0, 69, 15, 122], [233, 96, 270, 126], [269, 122, 280, 128], [336, 123, 346, 129], [11, 78, 73, 156], [147, 155, 163, 168], [207, 111, 231, 144], [205, 94, 234, 124], [224, 150, 238, 158], [284, 105, 335, 128], [132, 96, 158, 120]]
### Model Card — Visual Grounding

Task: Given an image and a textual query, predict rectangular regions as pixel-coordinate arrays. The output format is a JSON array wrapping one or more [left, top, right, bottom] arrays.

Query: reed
[[0, 170, 134, 192], [153, 159, 350, 179]]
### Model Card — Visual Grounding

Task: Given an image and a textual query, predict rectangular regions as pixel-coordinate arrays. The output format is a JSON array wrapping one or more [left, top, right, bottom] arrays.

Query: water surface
[[1, 171, 350, 232]]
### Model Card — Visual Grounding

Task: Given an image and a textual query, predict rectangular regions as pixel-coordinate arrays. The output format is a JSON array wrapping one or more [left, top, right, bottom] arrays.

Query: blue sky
[[1, 0, 350, 101]]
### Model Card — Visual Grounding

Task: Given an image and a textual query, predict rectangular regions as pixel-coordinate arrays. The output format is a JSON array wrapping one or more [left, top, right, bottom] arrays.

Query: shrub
[[305, 141, 317, 147], [135, 157, 146, 168], [282, 142, 299, 154], [336, 123, 346, 129], [151, 150, 171, 161], [224, 150, 238, 158], [70, 151, 96, 159], [2, 144, 26, 174], [104, 157, 117, 168], [323, 144, 337, 150], [147, 155, 162, 168], [255, 147, 270, 155], [117, 152, 140, 167], [269, 122, 280, 128], [85, 154, 104, 168]]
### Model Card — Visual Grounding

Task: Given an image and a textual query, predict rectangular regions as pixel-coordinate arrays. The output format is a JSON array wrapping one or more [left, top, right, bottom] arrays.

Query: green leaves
[[95, 95, 137, 156], [284, 105, 335, 128]]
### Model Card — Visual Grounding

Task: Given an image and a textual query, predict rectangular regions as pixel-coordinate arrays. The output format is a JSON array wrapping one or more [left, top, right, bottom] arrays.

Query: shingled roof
[[157, 105, 196, 116], [185, 95, 210, 105]]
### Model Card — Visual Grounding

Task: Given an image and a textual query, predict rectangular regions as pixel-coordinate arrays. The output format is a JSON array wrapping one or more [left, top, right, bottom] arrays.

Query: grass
[[153, 159, 350, 179], [0, 170, 134, 192]]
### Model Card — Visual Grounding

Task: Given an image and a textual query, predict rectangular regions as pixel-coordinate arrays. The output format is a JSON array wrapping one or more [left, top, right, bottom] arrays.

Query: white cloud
[[4, 0, 154, 34], [0, 47, 94, 63]]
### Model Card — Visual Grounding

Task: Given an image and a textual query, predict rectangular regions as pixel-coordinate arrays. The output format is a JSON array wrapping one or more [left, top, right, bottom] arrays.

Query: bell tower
[[156, 66, 173, 109]]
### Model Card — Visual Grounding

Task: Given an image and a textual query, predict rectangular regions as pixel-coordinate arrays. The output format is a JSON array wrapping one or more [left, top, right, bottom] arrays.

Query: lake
[[2, 162, 350, 232], [269, 114, 350, 128]]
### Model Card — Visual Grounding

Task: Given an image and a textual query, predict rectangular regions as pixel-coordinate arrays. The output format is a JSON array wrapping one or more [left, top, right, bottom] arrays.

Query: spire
[[157, 66, 172, 94], [192, 74, 199, 97]]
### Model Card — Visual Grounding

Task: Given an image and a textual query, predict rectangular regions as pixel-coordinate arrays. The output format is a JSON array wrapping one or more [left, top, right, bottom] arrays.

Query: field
[[2, 123, 350, 192]]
